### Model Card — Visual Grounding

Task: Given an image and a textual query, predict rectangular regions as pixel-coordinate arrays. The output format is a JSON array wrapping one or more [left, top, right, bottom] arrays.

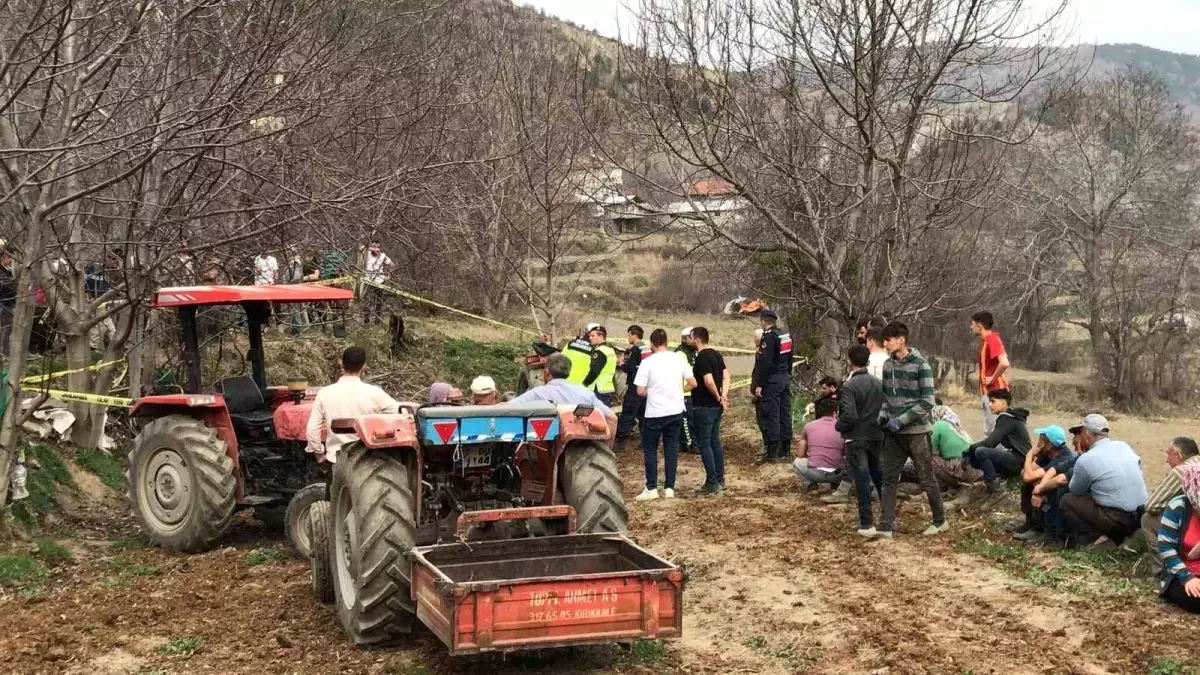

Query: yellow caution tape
[[309, 276, 355, 286], [730, 377, 754, 390], [359, 278, 541, 336], [35, 389, 134, 408], [20, 358, 126, 385]]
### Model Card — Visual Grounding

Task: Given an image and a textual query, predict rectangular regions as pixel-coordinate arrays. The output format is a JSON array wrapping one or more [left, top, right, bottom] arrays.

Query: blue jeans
[[692, 405, 724, 486], [968, 446, 1023, 482], [641, 414, 682, 490]]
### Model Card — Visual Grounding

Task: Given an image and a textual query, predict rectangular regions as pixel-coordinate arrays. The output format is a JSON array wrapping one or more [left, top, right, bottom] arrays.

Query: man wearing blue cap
[[752, 309, 794, 464], [1013, 424, 1076, 542]]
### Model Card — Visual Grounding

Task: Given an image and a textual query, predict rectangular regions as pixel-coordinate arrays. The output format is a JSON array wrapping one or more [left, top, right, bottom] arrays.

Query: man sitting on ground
[[470, 375, 499, 405], [1141, 436, 1199, 569], [1060, 414, 1147, 547], [509, 353, 617, 438], [792, 396, 847, 494], [964, 389, 1031, 493], [1013, 425, 1077, 541]]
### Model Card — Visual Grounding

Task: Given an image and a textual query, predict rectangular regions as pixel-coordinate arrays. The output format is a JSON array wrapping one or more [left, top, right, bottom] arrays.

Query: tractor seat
[[216, 376, 275, 435]]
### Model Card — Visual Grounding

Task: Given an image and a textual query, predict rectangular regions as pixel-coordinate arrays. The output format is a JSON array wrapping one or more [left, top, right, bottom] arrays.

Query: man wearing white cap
[[470, 375, 499, 405], [676, 327, 698, 453], [1058, 413, 1147, 546]]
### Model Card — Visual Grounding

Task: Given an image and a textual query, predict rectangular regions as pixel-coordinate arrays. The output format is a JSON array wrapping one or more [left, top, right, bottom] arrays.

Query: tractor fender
[[556, 407, 612, 444], [131, 394, 242, 500], [328, 413, 419, 451]]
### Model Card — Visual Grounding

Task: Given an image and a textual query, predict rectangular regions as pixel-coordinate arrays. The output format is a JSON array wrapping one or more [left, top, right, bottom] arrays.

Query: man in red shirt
[[970, 311, 1010, 435]]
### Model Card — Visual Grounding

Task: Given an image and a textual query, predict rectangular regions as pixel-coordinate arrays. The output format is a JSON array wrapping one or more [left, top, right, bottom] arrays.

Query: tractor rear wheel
[[127, 415, 236, 552], [560, 440, 629, 533], [285, 483, 327, 557], [516, 366, 534, 395], [308, 500, 334, 603], [330, 443, 416, 645]]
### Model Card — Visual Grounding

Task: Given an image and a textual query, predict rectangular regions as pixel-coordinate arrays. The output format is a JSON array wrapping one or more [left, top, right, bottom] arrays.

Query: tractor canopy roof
[[152, 284, 353, 308]]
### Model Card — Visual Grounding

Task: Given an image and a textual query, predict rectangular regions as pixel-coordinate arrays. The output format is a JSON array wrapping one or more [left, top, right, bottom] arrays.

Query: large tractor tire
[[330, 443, 417, 645], [560, 440, 629, 533], [285, 482, 327, 558], [516, 366, 535, 395], [308, 500, 334, 604], [127, 415, 236, 553]]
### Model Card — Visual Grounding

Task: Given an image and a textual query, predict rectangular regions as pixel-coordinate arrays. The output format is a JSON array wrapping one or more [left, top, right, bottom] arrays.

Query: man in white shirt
[[253, 252, 279, 285], [362, 241, 394, 324], [866, 327, 889, 380], [306, 346, 401, 463], [633, 328, 697, 501]]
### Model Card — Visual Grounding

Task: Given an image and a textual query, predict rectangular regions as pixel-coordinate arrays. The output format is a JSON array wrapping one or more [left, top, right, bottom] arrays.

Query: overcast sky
[[517, 0, 1200, 56]]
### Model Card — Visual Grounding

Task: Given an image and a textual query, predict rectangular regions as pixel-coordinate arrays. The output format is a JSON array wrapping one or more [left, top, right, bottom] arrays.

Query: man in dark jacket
[[615, 324, 651, 450], [753, 309, 794, 464], [836, 345, 886, 535], [965, 388, 1032, 493]]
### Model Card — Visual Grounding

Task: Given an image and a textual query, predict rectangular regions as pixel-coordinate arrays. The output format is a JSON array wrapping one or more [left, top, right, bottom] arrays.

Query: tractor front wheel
[[330, 443, 417, 645], [285, 483, 327, 557], [309, 500, 334, 604], [127, 415, 236, 553], [560, 440, 629, 533]]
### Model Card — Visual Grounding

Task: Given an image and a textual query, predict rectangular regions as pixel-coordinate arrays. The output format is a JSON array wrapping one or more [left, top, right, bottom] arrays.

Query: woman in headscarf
[[929, 401, 982, 490], [428, 382, 453, 406], [1156, 461, 1200, 613]]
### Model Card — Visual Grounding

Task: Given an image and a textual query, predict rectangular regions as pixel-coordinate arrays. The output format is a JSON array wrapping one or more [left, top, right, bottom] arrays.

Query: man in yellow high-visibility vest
[[591, 326, 618, 407]]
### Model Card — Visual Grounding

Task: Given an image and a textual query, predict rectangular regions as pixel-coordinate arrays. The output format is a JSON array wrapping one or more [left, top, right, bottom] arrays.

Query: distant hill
[[1081, 44, 1200, 109]]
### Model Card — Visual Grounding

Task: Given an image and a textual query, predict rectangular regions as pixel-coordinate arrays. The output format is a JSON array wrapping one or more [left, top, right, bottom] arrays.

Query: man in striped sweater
[[866, 321, 948, 540]]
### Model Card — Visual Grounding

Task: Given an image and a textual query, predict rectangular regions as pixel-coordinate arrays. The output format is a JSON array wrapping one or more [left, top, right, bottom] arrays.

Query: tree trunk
[[0, 266, 41, 496]]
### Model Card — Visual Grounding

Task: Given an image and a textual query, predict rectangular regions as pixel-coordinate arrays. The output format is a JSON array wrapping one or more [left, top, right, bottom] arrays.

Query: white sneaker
[[663, 488, 675, 499], [635, 488, 660, 501], [856, 526, 878, 538], [922, 521, 950, 536]]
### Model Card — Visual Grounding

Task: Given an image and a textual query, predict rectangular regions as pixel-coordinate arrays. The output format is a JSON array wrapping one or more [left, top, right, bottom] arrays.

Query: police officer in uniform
[[753, 309, 794, 464], [564, 324, 607, 389], [591, 326, 618, 407], [615, 324, 651, 450]]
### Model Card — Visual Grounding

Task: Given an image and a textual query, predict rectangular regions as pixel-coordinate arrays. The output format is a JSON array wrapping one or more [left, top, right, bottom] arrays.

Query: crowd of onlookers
[[781, 311, 1200, 615]]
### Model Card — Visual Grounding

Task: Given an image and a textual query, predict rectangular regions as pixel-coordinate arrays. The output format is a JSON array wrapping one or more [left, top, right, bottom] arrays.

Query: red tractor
[[314, 403, 682, 654], [126, 284, 353, 555]]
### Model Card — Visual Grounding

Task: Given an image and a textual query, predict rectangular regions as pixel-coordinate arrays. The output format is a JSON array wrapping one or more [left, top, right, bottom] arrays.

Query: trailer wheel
[[285, 483, 327, 557], [330, 443, 416, 645], [308, 500, 334, 604], [127, 415, 236, 552], [560, 440, 629, 533]]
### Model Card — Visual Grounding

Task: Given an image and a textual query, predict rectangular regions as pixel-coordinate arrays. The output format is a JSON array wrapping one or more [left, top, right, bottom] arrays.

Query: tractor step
[[241, 495, 277, 506]]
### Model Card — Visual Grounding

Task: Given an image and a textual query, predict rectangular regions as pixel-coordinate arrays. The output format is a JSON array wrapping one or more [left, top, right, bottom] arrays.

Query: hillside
[[1082, 43, 1200, 109]]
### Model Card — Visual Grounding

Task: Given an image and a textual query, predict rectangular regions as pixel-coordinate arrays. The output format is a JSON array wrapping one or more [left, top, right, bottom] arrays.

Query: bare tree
[[1014, 67, 1200, 403], [613, 0, 1070, 357]]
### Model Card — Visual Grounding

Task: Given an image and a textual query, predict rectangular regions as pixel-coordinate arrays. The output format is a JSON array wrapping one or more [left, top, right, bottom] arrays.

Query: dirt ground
[[2, 399, 1200, 674]]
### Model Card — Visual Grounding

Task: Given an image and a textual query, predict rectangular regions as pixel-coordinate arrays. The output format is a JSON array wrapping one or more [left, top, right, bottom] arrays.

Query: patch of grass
[[102, 576, 127, 588], [956, 534, 1029, 567], [1150, 657, 1199, 675], [99, 555, 130, 572], [132, 564, 162, 576], [244, 548, 289, 566], [33, 538, 73, 564], [108, 537, 149, 550], [159, 636, 202, 657], [11, 444, 77, 527], [741, 634, 821, 671], [624, 639, 668, 664], [0, 552, 47, 585], [440, 338, 524, 391], [75, 447, 126, 491]]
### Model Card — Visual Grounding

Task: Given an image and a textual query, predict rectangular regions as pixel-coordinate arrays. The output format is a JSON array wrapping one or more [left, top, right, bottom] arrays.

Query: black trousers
[[1165, 578, 1200, 614], [614, 389, 645, 446], [759, 380, 793, 457]]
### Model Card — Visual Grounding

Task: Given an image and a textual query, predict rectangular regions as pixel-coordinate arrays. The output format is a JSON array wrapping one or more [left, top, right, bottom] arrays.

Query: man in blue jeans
[[634, 328, 697, 501], [690, 327, 729, 495]]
